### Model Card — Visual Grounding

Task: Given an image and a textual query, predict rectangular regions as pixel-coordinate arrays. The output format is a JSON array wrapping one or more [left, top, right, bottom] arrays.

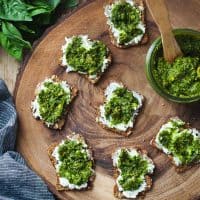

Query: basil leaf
[[1, 21, 32, 49], [0, 32, 23, 60], [25, 0, 61, 26], [65, 0, 79, 8], [14, 23, 35, 35], [0, 0, 79, 61], [2, 21, 22, 38], [0, 21, 31, 60], [48, 0, 61, 9], [0, 0, 32, 21], [27, 2, 53, 17]]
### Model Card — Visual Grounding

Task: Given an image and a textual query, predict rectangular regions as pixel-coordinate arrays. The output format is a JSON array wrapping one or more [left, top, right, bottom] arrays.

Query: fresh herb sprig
[[0, 0, 79, 61]]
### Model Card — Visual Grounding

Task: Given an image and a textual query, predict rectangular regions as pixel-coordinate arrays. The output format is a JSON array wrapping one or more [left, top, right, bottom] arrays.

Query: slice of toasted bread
[[48, 133, 95, 191], [97, 115, 135, 137], [60, 35, 112, 84], [113, 175, 153, 199], [105, 0, 148, 48], [112, 148, 154, 199], [151, 117, 200, 172], [31, 75, 78, 130], [151, 137, 193, 173], [97, 81, 144, 136]]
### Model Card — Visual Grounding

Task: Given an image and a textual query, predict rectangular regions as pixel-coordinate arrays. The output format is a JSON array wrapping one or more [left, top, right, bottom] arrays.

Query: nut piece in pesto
[[152, 117, 200, 172], [97, 82, 144, 136], [48, 133, 95, 191], [61, 35, 111, 83], [31, 75, 77, 130], [104, 0, 147, 48], [112, 148, 155, 199]]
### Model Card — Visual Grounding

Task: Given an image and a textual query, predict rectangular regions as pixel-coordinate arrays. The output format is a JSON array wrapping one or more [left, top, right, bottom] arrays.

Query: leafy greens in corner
[[0, 0, 79, 61]]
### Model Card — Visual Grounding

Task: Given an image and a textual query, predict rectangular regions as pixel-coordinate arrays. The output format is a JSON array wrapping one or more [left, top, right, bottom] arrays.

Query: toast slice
[[112, 148, 155, 199], [60, 35, 112, 84], [48, 133, 95, 191], [31, 75, 77, 130], [104, 0, 148, 48], [96, 82, 144, 136], [151, 117, 200, 172]]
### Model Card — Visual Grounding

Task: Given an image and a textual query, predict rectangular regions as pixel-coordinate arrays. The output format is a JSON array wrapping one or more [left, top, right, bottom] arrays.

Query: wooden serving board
[[15, 0, 200, 199]]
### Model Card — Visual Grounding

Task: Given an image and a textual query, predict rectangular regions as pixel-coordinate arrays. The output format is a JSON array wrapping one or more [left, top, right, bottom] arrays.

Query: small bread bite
[[48, 133, 95, 191], [61, 35, 112, 83], [31, 75, 77, 129], [97, 82, 144, 136], [112, 148, 155, 199], [104, 0, 147, 48], [151, 117, 200, 172]]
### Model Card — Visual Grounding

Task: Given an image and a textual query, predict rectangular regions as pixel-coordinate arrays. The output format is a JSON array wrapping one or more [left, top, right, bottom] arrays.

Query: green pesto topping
[[197, 66, 200, 78], [153, 56, 200, 98], [65, 36, 108, 76], [158, 119, 200, 165], [104, 87, 139, 125], [38, 81, 71, 124], [117, 149, 150, 191], [111, 1, 143, 44], [58, 139, 93, 186]]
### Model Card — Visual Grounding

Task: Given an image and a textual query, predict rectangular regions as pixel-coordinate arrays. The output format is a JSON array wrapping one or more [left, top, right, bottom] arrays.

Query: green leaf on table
[[0, 21, 31, 60], [25, 0, 61, 25], [27, 2, 54, 17], [65, 0, 79, 8], [48, 0, 61, 9], [0, 32, 23, 60], [0, 0, 32, 21], [15, 23, 36, 35], [2, 21, 22, 38], [32, 13, 52, 25], [0, 0, 79, 61]]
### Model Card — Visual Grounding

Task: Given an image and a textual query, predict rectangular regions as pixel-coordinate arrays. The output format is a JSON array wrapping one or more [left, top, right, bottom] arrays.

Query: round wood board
[[15, 0, 200, 199]]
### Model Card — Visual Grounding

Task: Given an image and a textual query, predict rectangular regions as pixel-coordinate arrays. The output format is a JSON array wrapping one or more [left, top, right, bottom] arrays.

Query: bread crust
[[150, 117, 200, 173], [60, 40, 112, 84], [48, 133, 95, 191], [106, 0, 148, 48], [97, 81, 144, 136], [31, 75, 78, 130], [112, 147, 154, 199]]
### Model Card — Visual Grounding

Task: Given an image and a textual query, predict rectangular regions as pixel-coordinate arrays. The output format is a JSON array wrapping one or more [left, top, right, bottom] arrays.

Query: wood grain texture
[[15, 0, 200, 200], [0, 48, 20, 93]]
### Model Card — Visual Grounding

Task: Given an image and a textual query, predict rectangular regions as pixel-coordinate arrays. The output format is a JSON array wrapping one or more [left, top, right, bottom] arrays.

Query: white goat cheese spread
[[97, 82, 143, 131], [155, 118, 200, 166], [61, 35, 110, 80], [112, 148, 155, 198], [31, 77, 71, 127], [104, 0, 145, 46], [52, 135, 93, 189]]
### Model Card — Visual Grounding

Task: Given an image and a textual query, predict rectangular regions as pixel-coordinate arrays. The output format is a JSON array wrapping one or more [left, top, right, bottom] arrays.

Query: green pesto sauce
[[153, 56, 200, 98], [58, 140, 93, 186], [152, 34, 200, 99], [65, 36, 108, 76], [111, 1, 143, 44], [104, 87, 139, 125], [117, 149, 149, 191], [38, 81, 71, 124], [158, 119, 200, 165]]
